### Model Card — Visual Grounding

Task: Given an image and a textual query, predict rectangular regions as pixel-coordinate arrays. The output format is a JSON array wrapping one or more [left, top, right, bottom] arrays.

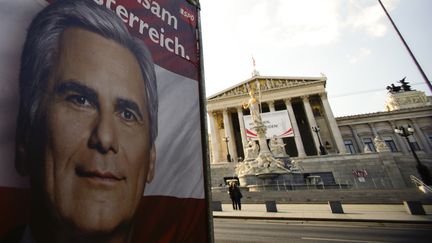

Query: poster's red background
[[47, 0, 199, 80], [116, 0, 199, 81], [0, 188, 207, 242]]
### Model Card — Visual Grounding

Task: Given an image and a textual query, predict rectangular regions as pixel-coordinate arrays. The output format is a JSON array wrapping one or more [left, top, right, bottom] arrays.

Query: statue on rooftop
[[398, 77, 413, 92], [386, 83, 402, 93], [386, 77, 413, 93]]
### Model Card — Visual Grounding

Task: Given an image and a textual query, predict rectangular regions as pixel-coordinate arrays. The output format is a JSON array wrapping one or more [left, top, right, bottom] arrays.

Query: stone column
[[319, 93, 347, 154], [267, 100, 285, 147], [410, 119, 432, 153], [302, 95, 321, 154], [285, 98, 306, 157], [222, 109, 237, 162], [208, 111, 222, 163], [268, 101, 275, 112], [369, 123, 379, 138], [227, 111, 238, 161], [389, 121, 409, 154], [349, 125, 363, 153], [237, 107, 248, 155]]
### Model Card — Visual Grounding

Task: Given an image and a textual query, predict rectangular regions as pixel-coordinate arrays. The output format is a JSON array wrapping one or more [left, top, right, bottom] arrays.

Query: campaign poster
[[0, 0, 211, 242], [244, 110, 293, 139]]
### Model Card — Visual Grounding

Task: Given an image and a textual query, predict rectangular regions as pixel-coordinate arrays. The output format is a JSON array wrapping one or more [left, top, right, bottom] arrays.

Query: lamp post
[[222, 136, 231, 162], [312, 126, 327, 155], [395, 125, 432, 185]]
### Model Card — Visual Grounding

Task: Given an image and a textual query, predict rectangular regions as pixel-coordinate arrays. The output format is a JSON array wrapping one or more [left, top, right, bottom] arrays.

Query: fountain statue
[[269, 135, 287, 157], [235, 86, 290, 187]]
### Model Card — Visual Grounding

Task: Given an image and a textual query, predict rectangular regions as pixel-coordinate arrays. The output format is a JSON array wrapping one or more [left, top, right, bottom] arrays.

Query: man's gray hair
[[17, 0, 158, 153]]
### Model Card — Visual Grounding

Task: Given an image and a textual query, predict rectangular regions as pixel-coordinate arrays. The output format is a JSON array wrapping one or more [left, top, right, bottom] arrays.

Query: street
[[214, 218, 432, 243]]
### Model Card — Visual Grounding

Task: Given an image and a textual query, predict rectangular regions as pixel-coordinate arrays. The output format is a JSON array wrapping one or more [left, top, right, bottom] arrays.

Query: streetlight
[[395, 125, 432, 185], [222, 136, 231, 162], [312, 126, 327, 155]]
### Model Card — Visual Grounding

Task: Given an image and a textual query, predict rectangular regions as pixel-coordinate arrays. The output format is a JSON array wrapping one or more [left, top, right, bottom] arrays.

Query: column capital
[[301, 95, 310, 102], [237, 106, 243, 112], [318, 92, 328, 99], [207, 110, 217, 116], [284, 97, 293, 104]]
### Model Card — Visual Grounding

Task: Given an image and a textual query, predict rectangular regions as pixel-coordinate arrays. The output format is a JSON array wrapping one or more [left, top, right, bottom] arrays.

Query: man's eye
[[121, 110, 137, 122], [67, 95, 92, 107]]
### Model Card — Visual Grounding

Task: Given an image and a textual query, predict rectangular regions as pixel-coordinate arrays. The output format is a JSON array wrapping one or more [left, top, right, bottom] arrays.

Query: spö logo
[[180, 7, 195, 23]]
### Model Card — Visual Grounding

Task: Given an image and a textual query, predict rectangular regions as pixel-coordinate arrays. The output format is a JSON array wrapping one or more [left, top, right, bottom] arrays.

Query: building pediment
[[207, 75, 326, 101]]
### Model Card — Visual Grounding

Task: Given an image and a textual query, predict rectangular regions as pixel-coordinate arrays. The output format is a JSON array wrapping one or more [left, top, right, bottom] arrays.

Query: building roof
[[207, 75, 327, 101], [336, 105, 432, 125]]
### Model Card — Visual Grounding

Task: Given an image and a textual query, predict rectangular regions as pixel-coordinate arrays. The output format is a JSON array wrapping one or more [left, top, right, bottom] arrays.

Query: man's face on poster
[[35, 27, 155, 233]]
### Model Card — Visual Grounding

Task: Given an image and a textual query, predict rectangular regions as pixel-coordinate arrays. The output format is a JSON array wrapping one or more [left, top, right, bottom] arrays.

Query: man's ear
[[15, 143, 30, 176], [146, 144, 156, 183]]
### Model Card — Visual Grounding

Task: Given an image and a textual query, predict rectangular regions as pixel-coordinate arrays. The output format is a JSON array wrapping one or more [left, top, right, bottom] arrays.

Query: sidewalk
[[213, 203, 432, 223]]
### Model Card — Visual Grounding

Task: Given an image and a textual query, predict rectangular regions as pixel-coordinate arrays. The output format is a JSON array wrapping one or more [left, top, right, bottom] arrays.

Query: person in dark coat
[[228, 182, 242, 210]]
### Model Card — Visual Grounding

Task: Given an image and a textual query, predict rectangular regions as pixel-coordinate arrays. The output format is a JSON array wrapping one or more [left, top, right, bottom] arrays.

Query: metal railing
[[410, 175, 432, 194], [212, 176, 395, 191]]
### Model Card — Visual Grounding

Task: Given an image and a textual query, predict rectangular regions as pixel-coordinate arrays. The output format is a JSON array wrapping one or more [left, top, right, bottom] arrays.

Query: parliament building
[[207, 74, 432, 189]]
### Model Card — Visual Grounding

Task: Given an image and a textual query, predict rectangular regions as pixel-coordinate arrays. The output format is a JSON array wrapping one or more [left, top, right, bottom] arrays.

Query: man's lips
[[75, 168, 124, 181]]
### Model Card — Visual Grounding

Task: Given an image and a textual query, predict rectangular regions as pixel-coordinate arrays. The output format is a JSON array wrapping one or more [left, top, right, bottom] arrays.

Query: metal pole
[[192, 1, 214, 242], [378, 0, 432, 92], [223, 137, 231, 162], [317, 133, 326, 155], [312, 127, 327, 155]]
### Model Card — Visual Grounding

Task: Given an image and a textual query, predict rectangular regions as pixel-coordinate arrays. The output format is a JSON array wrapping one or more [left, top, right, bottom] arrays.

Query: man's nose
[[88, 112, 119, 154]]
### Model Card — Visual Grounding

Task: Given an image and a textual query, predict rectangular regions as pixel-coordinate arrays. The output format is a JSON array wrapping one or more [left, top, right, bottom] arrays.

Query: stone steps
[[211, 188, 432, 204]]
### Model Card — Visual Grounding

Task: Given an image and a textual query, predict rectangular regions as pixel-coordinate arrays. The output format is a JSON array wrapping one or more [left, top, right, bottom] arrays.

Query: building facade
[[207, 75, 432, 189], [207, 75, 346, 163]]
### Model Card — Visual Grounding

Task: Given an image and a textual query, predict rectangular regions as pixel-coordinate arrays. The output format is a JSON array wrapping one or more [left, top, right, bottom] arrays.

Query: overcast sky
[[200, 0, 432, 117]]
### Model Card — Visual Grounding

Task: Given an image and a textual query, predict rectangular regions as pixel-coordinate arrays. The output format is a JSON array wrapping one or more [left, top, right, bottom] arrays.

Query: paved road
[[214, 218, 432, 243]]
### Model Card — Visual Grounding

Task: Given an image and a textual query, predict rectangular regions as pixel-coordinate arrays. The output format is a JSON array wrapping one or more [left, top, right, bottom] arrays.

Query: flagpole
[[378, 0, 432, 92]]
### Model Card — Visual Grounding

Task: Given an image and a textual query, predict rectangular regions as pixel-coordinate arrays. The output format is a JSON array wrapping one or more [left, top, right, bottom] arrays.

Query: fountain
[[235, 86, 301, 191]]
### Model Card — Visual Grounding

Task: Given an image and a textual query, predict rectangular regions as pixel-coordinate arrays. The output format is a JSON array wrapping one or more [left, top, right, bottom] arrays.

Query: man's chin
[[66, 214, 131, 240], [59, 203, 132, 237]]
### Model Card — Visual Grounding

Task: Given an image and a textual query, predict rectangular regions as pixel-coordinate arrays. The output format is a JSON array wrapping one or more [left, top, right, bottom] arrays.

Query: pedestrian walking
[[228, 181, 242, 210]]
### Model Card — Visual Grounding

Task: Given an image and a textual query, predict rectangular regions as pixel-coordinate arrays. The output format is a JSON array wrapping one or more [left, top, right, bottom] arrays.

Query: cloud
[[199, 0, 401, 95], [345, 0, 398, 37], [213, 0, 399, 49], [347, 48, 372, 64], [226, 0, 341, 48], [272, 0, 340, 46]]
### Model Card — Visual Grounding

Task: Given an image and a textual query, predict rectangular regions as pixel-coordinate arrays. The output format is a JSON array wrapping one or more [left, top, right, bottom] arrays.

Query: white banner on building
[[244, 110, 293, 139]]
